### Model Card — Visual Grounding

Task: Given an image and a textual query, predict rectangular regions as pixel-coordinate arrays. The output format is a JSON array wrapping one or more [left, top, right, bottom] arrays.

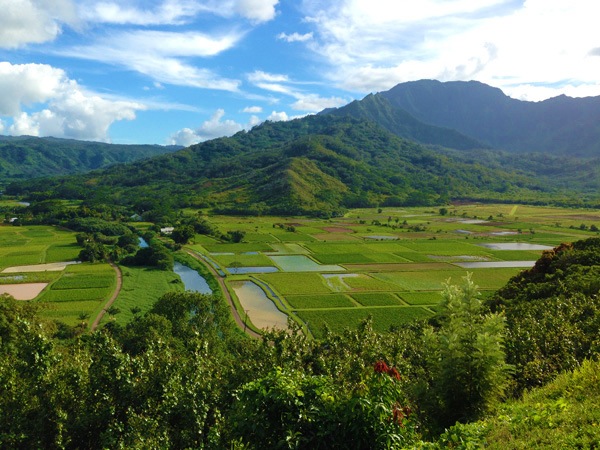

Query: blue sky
[[1, 0, 599, 145]]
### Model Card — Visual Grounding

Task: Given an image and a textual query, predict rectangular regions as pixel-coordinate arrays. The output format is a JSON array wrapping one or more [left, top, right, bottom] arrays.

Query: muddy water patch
[[478, 243, 554, 251], [0, 283, 48, 300], [230, 281, 288, 331], [455, 261, 536, 269], [2, 261, 79, 273], [322, 273, 360, 291]]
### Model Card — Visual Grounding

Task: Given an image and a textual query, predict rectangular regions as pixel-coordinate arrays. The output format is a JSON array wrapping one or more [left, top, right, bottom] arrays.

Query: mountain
[[7, 114, 589, 216], [326, 79, 600, 156], [322, 93, 487, 150], [0, 135, 181, 185]]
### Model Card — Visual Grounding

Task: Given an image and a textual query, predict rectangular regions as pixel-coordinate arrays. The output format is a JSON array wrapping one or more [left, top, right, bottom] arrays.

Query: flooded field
[[230, 280, 288, 331], [478, 243, 554, 251], [455, 261, 536, 269], [268, 255, 344, 272], [173, 262, 212, 294]]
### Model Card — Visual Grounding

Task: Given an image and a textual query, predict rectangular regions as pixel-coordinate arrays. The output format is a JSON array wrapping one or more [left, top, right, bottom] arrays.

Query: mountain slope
[[7, 115, 581, 216], [323, 93, 487, 150], [380, 79, 600, 156], [0, 135, 181, 184]]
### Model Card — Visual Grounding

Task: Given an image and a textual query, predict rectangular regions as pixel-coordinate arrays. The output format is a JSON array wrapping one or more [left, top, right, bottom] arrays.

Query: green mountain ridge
[[8, 115, 577, 216], [0, 135, 181, 185]]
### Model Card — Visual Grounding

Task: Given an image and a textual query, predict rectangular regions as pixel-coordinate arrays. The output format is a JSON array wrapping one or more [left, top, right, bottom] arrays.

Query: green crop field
[[3, 204, 600, 336], [191, 204, 600, 337]]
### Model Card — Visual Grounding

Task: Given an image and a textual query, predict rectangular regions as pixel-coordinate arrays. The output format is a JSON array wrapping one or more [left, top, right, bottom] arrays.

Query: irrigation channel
[[184, 250, 261, 339]]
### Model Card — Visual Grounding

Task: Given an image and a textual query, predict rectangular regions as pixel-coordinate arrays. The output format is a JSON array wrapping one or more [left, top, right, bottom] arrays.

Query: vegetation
[[9, 114, 600, 217], [0, 135, 179, 186]]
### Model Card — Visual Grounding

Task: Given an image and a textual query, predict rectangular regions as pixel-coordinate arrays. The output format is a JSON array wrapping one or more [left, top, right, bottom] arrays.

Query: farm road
[[184, 249, 261, 339], [91, 261, 122, 331]]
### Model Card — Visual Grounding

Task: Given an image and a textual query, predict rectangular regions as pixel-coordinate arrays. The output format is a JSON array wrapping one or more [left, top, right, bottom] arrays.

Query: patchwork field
[[3, 203, 600, 336], [192, 204, 600, 337]]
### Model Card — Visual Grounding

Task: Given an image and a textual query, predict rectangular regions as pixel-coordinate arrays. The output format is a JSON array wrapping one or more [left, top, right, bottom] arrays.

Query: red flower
[[374, 360, 390, 373], [387, 367, 401, 381], [392, 403, 405, 426]]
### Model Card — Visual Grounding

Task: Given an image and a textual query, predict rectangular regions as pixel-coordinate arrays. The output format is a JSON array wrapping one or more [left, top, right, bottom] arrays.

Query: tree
[[171, 225, 195, 244], [422, 274, 512, 427]]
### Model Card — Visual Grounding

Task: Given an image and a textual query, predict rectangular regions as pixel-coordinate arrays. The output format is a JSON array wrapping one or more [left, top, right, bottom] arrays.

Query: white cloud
[[300, 0, 600, 100], [61, 30, 242, 91], [242, 106, 263, 113], [232, 0, 279, 23], [247, 70, 289, 83], [170, 109, 247, 145], [277, 32, 313, 43], [0, 62, 145, 141], [0, 0, 77, 48], [78, 0, 280, 25], [267, 111, 289, 122], [291, 94, 347, 112], [78, 0, 200, 25]]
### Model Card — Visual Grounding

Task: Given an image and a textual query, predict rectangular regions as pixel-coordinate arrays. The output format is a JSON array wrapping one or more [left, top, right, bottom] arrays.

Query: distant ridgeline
[[324, 79, 600, 157], [0, 135, 181, 185], [6, 80, 600, 215]]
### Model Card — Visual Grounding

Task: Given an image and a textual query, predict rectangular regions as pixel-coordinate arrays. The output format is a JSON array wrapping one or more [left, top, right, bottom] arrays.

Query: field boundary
[[90, 261, 122, 331]]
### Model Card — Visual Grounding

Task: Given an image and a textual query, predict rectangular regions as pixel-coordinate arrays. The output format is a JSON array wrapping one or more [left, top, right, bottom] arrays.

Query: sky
[[1, 0, 599, 146]]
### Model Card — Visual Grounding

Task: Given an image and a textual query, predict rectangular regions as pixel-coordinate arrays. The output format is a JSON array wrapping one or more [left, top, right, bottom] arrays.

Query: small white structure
[[160, 227, 174, 235]]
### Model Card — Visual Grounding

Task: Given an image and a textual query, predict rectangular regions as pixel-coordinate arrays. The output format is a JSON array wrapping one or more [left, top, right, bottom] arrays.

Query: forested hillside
[[6, 115, 593, 217], [0, 135, 180, 185]]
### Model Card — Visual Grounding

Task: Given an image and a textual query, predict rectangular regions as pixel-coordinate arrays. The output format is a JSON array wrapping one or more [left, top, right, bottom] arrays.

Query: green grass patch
[[51, 274, 115, 289], [286, 294, 355, 309], [104, 265, 184, 326], [39, 301, 103, 327], [203, 242, 273, 253], [343, 274, 400, 291], [256, 273, 332, 295], [210, 253, 274, 267], [350, 292, 402, 306], [297, 306, 433, 338], [400, 291, 444, 305], [45, 243, 81, 262], [39, 288, 108, 302]]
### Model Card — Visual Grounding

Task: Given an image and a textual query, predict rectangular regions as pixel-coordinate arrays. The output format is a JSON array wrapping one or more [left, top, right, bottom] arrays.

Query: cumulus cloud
[[242, 106, 263, 113], [232, 0, 279, 23], [0, 62, 145, 141], [291, 94, 347, 112], [267, 111, 289, 122], [169, 109, 259, 146], [277, 32, 313, 43], [589, 48, 600, 57], [0, 0, 77, 48], [299, 0, 600, 99]]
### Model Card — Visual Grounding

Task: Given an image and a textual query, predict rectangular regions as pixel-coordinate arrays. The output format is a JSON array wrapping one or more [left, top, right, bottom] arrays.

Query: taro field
[[0, 224, 116, 327], [187, 204, 600, 338]]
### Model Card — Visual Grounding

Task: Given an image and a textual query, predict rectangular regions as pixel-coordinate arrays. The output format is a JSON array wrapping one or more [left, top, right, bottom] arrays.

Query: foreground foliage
[[1, 237, 600, 447]]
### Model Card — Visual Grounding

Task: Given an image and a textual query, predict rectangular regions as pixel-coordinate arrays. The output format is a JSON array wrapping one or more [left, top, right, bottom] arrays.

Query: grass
[[286, 294, 356, 309], [350, 292, 403, 306], [256, 273, 332, 295], [297, 306, 434, 338], [5, 205, 600, 333], [103, 265, 184, 326]]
